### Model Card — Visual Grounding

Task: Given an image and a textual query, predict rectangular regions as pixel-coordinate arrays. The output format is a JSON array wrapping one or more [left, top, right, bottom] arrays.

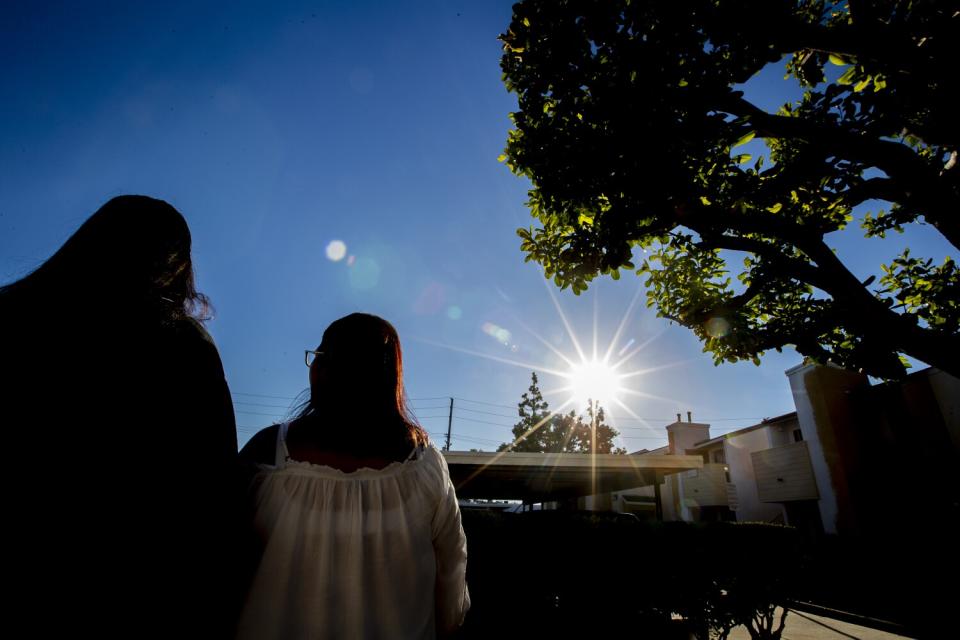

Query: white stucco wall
[[723, 428, 785, 523]]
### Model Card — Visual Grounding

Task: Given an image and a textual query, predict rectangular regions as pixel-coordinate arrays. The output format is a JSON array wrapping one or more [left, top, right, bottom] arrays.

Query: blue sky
[[2, 1, 951, 451]]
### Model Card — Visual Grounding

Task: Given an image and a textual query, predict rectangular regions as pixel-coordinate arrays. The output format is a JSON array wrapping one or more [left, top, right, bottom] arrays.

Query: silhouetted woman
[[237, 313, 470, 639], [0, 195, 240, 638]]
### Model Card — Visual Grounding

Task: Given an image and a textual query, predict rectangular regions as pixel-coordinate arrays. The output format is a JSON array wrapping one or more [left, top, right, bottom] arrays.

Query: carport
[[443, 451, 703, 520]]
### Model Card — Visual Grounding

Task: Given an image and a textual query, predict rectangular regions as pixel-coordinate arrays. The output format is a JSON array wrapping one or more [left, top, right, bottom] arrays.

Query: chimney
[[676, 413, 682, 423], [687, 411, 692, 423]]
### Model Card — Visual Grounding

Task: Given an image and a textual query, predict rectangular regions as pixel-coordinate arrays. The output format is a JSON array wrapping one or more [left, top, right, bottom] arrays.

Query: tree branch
[[839, 177, 903, 208], [798, 236, 960, 373], [723, 95, 923, 180], [721, 94, 960, 250], [696, 233, 831, 293], [697, 230, 960, 374]]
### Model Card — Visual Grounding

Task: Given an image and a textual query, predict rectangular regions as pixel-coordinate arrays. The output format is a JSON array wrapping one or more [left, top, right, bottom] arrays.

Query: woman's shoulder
[[418, 443, 453, 478], [239, 424, 281, 466]]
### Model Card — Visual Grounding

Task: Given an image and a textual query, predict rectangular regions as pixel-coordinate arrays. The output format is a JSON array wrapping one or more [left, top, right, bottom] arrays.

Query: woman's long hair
[[0, 195, 211, 325], [294, 313, 429, 453]]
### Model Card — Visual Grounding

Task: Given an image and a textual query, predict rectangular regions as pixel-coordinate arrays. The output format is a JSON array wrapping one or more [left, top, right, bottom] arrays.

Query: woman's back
[[237, 422, 470, 640], [0, 196, 242, 638]]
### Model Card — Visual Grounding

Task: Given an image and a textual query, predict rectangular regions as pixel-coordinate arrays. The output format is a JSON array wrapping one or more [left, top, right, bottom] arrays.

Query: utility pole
[[445, 397, 454, 451]]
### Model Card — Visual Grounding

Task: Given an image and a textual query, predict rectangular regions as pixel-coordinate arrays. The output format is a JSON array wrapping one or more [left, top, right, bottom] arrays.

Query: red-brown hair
[[295, 313, 429, 452]]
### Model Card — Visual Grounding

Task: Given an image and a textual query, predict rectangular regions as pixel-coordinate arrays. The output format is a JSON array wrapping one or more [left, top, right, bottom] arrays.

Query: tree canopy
[[498, 372, 627, 453], [500, 0, 959, 379]]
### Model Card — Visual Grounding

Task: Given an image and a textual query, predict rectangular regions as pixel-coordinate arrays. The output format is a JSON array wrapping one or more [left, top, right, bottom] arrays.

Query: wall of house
[[752, 440, 820, 503], [767, 419, 800, 448], [928, 369, 960, 452], [786, 363, 869, 534], [666, 421, 711, 454], [723, 428, 785, 523], [666, 421, 711, 520]]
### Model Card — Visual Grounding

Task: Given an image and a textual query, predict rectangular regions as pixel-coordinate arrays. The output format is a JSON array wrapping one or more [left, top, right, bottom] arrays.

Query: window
[[712, 449, 726, 464], [793, 428, 803, 442]]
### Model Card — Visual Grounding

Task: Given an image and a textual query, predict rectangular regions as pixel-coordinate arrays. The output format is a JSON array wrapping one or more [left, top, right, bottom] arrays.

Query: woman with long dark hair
[[0, 195, 240, 638], [237, 313, 470, 639]]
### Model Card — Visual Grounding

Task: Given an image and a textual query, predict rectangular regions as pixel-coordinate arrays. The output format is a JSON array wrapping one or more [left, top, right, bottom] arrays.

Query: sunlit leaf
[[837, 67, 857, 85], [733, 131, 755, 148]]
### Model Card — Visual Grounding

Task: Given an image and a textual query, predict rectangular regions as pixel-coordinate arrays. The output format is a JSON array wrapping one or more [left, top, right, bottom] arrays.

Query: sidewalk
[[727, 607, 912, 640]]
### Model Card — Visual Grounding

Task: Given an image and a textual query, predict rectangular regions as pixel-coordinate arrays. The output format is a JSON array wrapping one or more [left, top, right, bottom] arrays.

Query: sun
[[417, 279, 686, 451], [565, 359, 623, 412]]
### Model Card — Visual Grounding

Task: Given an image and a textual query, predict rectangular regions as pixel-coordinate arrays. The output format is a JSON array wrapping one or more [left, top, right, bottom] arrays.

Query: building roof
[[688, 411, 799, 450], [443, 450, 702, 501]]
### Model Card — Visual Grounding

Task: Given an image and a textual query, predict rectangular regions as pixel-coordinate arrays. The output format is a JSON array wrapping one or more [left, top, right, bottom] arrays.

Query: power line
[[453, 412, 513, 426], [234, 401, 293, 409], [428, 432, 503, 447], [233, 391, 299, 401], [233, 390, 768, 430], [454, 397, 516, 410], [456, 406, 517, 419], [450, 416, 517, 430]]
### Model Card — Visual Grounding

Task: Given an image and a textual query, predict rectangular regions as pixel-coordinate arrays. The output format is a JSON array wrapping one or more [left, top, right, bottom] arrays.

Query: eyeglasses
[[305, 349, 325, 367]]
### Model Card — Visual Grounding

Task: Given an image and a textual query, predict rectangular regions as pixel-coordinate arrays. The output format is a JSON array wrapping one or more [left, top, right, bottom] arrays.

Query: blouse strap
[[275, 421, 292, 467], [404, 443, 424, 463]]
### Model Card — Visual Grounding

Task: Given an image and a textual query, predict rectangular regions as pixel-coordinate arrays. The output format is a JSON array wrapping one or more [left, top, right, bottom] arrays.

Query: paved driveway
[[727, 608, 911, 640]]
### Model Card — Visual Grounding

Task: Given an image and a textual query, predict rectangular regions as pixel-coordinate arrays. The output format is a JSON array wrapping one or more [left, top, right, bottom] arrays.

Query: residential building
[[603, 363, 959, 536]]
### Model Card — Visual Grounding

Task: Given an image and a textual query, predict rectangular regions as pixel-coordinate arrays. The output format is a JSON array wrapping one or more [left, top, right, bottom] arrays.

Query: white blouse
[[236, 423, 470, 640]]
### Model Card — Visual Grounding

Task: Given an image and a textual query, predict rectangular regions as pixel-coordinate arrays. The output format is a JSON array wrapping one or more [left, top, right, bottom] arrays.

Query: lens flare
[[348, 257, 380, 290], [413, 282, 446, 315], [481, 322, 512, 346], [705, 316, 731, 338], [325, 240, 347, 262]]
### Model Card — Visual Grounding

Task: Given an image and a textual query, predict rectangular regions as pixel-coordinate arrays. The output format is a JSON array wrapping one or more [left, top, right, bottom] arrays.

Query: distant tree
[[498, 372, 627, 453], [500, 0, 959, 379]]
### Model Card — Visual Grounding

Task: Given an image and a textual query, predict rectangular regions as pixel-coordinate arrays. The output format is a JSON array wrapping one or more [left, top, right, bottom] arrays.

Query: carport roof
[[443, 450, 702, 501]]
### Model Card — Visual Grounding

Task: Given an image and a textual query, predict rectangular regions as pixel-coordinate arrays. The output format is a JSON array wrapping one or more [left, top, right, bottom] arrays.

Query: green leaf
[[766, 203, 783, 213], [873, 75, 887, 91], [497, 154, 507, 163], [828, 54, 850, 66], [853, 75, 872, 92], [522, 17, 530, 27], [734, 154, 752, 164], [837, 67, 857, 85], [678, 79, 689, 87], [700, 196, 712, 206], [733, 131, 755, 148]]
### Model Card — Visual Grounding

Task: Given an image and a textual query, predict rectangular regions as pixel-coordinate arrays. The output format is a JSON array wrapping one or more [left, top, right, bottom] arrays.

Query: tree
[[500, 0, 959, 379], [498, 372, 627, 453]]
